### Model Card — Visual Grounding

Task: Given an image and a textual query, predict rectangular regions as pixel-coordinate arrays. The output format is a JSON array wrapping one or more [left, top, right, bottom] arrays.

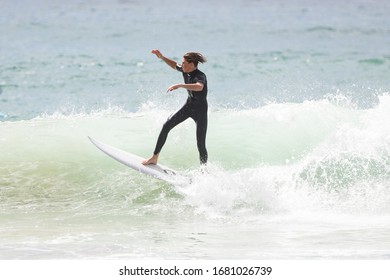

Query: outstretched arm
[[167, 82, 204, 92], [151, 49, 177, 70]]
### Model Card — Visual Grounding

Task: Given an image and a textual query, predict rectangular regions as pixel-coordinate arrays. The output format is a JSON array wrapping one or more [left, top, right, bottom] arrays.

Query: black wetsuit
[[153, 65, 208, 164]]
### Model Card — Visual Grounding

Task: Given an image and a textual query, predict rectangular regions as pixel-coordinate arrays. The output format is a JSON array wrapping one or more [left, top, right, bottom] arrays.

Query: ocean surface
[[1, 0, 390, 259]]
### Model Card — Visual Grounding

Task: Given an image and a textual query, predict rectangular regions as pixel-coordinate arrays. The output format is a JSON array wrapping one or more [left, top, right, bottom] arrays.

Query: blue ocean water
[[1, 0, 390, 259]]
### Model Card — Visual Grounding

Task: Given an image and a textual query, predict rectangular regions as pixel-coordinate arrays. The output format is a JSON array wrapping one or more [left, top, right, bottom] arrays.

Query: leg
[[196, 111, 208, 165], [143, 104, 191, 165]]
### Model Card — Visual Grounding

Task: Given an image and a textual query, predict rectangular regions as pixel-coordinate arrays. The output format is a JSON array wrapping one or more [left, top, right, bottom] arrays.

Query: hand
[[151, 49, 163, 59], [167, 84, 181, 92]]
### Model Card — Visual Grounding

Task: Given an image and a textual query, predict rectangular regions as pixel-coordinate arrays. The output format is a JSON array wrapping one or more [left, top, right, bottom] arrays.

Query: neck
[[186, 67, 197, 73]]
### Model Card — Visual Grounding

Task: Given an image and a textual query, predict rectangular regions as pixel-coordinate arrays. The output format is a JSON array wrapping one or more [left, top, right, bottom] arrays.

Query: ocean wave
[[1, 95, 389, 219]]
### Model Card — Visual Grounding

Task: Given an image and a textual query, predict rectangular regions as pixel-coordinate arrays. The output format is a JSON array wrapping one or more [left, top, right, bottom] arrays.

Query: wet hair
[[183, 52, 207, 67]]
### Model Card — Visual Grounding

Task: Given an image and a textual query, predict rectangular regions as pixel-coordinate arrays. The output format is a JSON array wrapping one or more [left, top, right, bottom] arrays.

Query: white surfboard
[[88, 137, 189, 185]]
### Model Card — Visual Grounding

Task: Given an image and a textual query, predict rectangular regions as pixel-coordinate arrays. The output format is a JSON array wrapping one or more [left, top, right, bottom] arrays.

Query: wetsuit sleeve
[[176, 64, 183, 72], [194, 72, 206, 85]]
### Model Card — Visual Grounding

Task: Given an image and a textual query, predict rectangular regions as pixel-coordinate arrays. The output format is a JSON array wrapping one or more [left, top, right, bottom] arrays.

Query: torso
[[176, 65, 208, 104]]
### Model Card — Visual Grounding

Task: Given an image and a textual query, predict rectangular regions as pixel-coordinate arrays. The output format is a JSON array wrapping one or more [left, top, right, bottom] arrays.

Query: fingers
[[151, 49, 162, 58], [167, 84, 179, 92]]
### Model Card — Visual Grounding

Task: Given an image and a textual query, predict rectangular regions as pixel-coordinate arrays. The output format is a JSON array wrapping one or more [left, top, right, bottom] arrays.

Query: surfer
[[142, 50, 208, 165]]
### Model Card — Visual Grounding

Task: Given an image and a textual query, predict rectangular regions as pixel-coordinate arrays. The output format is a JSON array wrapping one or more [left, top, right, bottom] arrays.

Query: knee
[[161, 121, 173, 134]]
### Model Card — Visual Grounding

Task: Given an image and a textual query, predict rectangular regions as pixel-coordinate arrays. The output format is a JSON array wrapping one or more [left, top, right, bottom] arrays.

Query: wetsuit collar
[[187, 68, 198, 76]]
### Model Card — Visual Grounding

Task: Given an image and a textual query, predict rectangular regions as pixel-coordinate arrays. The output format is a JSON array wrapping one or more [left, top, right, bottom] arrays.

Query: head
[[181, 52, 207, 73]]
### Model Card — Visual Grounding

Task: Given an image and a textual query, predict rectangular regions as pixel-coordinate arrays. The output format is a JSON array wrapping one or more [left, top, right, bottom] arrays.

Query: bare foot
[[142, 154, 159, 165]]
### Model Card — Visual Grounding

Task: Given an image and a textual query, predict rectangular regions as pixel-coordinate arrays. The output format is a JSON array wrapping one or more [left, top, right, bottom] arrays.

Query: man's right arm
[[151, 49, 177, 70]]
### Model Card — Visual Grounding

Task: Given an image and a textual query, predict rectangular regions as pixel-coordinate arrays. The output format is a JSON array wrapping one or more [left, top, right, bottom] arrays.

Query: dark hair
[[183, 52, 207, 67]]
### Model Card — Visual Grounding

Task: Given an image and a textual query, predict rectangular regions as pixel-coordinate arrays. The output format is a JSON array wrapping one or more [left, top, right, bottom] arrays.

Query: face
[[181, 58, 196, 73]]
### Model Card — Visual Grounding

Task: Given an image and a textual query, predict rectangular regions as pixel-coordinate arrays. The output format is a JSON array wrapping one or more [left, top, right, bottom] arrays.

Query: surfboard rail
[[88, 136, 188, 185]]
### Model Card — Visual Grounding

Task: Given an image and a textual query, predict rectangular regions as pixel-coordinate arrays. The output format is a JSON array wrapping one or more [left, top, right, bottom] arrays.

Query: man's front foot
[[142, 154, 159, 165]]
